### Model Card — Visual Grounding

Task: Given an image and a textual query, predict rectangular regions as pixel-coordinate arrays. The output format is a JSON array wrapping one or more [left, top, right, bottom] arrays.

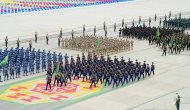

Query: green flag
[[56, 64, 59, 75], [0, 55, 8, 66], [96, 37, 101, 48], [156, 27, 160, 39]]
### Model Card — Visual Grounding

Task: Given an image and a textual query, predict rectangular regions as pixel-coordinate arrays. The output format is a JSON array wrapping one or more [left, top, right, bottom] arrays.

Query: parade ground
[[0, 0, 190, 110], [0, 37, 190, 110]]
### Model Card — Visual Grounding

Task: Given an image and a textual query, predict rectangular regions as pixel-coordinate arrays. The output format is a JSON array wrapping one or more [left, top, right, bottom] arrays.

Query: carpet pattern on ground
[[0, 77, 104, 105], [0, 0, 131, 14]]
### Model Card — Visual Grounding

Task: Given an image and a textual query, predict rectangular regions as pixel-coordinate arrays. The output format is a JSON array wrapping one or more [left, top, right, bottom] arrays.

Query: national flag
[[56, 63, 59, 74], [156, 27, 160, 39]]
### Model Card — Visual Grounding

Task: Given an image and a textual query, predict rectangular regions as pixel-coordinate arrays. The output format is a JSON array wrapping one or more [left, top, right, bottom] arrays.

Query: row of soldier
[[164, 17, 190, 29], [0, 47, 65, 82], [161, 32, 190, 56], [45, 52, 155, 90], [119, 25, 182, 40], [61, 35, 133, 56]]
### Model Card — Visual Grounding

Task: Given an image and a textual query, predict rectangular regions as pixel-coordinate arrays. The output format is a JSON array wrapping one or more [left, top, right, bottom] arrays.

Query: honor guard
[[35, 32, 37, 43], [29, 40, 32, 51], [5, 36, 8, 48], [17, 38, 20, 48], [94, 26, 96, 36], [46, 34, 49, 45]]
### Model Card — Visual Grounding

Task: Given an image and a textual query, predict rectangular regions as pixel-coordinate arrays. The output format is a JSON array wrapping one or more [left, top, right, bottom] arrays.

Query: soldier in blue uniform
[[29, 58, 35, 75], [9, 61, 15, 79], [36, 58, 40, 73], [25, 48, 29, 62], [140, 65, 145, 79], [112, 73, 118, 88], [23, 59, 28, 76], [96, 68, 103, 84], [42, 50, 47, 72], [47, 51, 52, 70], [16, 61, 21, 78], [90, 73, 96, 88], [73, 66, 80, 80], [52, 52, 57, 73], [3, 65, 9, 81], [117, 72, 124, 86], [129, 69, 134, 82], [60, 73, 67, 87], [64, 53, 69, 64], [66, 67, 72, 82], [134, 68, 140, 81], [58, 52, 63, 62], [145, 64, 150, 77], [82, 66, 88, 82], [53, 52, 57, 62], [124, 70, 129, 84], [104, 72, 110, 86]]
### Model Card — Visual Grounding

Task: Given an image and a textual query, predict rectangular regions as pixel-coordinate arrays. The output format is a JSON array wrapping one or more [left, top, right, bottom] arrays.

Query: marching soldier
[[162, 45, 167, 56], [46, 69, 52, 90], [90, 73, 96, 88], [60, 73, 67, 87], [112, 74, 118, 88]]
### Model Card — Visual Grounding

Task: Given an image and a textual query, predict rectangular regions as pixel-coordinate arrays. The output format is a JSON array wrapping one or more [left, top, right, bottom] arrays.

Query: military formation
[[160, 32, 190, 56], [61, 35, 133, 56], [164, 17, 190, 29], [118, 24, 190, 56], [0, 47, 63, 82], [119, 25, 182, 40], [45, 52, 155, 90]]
